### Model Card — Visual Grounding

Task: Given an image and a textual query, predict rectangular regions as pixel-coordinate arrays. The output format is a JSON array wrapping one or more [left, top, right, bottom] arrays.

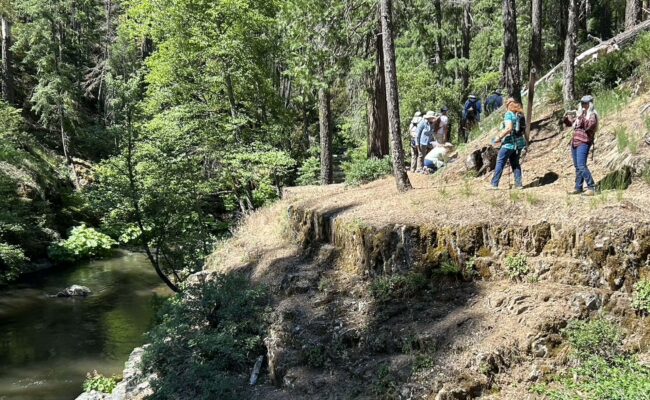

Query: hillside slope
[[206, 84, 650, 399]]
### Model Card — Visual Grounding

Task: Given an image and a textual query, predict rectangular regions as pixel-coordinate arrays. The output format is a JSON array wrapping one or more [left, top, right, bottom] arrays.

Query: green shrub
[[564, 318, 623, 361], [48, 225, 117, 264], [296, 156, 321, 186], [343, 156, 392, 186], [595, 88, 631, 117], [632, 279, 650, 313], [0, 242, 28, 284], [143, 274, 268, 400], [505, 254, 528, 280], [438, 261, 461, 275], [370, 273, 428, 302], [83, 371, 119, 393]]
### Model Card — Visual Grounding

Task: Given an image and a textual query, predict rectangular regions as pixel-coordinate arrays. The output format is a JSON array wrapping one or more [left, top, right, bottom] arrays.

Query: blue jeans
[[571, 144, 595, 191], [491, 147, 522, 188]]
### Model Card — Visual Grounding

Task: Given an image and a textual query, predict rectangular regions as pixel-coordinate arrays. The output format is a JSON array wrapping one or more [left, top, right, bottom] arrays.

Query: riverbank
[[0, 252, 169, 400]]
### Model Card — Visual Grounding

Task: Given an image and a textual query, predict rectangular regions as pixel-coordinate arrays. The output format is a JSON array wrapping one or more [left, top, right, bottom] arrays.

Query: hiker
[[563, 95, 599, 196], [435, 107, 450, 144], [409, 111, 423, 171], [423, 142, 455, 174], [416, 111, 439, 172], [462, 95, 482, 142], [489, 98, 527, 190], [485, 90, 503, 115]]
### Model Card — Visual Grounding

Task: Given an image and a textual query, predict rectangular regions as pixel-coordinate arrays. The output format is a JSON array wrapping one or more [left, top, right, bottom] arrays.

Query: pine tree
[[502, 0, 522, 103], [563, 0, 577, 104]]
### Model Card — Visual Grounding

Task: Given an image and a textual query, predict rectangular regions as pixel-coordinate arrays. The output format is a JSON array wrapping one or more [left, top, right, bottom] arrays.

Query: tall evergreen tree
[[502, 0, 522, 102], [563, 0, 577, 104], [1, 7, 14, 104]]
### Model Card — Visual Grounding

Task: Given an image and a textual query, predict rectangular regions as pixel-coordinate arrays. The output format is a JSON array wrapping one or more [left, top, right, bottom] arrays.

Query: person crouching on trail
[[489, 98, 527, 190], [564, 95, 598, 196], [416, 111, 439, 172], [409, 111, 422, 171]]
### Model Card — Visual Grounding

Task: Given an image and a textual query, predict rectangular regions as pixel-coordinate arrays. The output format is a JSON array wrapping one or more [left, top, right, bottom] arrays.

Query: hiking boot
[[582, 189, 596, 197], [487, 185, 499, 191], [568, 189, 583, 195]]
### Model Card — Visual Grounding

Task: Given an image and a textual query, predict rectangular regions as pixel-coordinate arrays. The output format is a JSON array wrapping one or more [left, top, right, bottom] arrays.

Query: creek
[[0, 251, 169, 400]]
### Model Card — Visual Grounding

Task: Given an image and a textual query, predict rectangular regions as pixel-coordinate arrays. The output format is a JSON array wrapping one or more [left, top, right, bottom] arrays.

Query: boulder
[[57, 285, 92, 297], [76, 391, 109, 400]]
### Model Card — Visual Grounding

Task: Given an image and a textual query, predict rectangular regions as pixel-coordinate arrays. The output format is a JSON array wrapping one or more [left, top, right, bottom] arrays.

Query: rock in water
[[56, 285, 92, 297]]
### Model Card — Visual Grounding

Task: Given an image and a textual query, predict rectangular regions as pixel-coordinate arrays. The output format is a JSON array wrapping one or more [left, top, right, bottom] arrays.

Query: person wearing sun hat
[[416, 111, 439, 172], [409, 111, 423, 171], [563, 95, 599, 196]]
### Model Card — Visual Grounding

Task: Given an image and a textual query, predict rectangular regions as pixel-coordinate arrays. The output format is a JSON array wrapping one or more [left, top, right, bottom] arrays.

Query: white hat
[[423, 111, 437, 119]]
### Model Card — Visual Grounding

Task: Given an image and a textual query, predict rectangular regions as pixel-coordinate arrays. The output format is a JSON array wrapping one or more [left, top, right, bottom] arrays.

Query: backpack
[[513, 112, 526, 138], [466, 101, 477, 120]]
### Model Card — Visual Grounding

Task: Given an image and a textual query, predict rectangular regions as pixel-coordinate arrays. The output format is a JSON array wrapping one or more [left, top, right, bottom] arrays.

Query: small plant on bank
[[505, 254, 529, 280], [370, 273, 428, 302], [439, 260, 461, 275], [563, 318, 623, 361], [83, 371, 119, 394], [48, 225, 117, 264], [460, 179, 474, 197], [632, 279, 650, 313]]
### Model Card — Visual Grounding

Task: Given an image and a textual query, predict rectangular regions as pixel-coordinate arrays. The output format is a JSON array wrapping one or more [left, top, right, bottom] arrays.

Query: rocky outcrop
[[56, 285, 92, 297], [75, 346, 154, 400]]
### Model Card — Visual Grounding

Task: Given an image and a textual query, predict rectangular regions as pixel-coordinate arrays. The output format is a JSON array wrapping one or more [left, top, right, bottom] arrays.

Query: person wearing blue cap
[[563, 95, 599, 196]]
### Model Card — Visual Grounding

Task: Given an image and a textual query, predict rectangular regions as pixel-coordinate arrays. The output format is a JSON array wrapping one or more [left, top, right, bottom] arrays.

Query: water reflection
[[0, 251, 169, 400]]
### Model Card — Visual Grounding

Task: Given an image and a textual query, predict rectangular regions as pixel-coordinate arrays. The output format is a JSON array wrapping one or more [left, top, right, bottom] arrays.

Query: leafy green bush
[[533, 319, 649, 399], [632, 279, 650, 313], [83, 370, 119, 393], [370, 273, 428, 302], [48, 225, 117, 264], [505, 254, 529, 280], [143, 274, 268, 400], [343, 156, 392, 186], [296, 156, 321, 186], [564, 318, 622, 361], [0, 242, 28, 284]]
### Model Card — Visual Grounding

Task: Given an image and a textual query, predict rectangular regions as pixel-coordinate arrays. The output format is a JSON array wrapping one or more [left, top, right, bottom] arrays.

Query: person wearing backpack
[[485, 90, 504, 115], [563, 95, 598, 196], [489, 98, 527, 190], [462, 95, 482, 142]]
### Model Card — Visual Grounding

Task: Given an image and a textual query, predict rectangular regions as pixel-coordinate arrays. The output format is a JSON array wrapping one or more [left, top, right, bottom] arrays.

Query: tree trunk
[[502, 0, 522, 103], [368, 18, 390, 159], [530, 0, 543, 74], [318, 86, 333, 185], [563, 0, 577, 105], [626, 0, 642, 29], [380, 0, 412, 192], [1, 15, 15, 104], [434, 0, 443, 66], [461, 1, 472, 92], [556, 0, 568, 61]]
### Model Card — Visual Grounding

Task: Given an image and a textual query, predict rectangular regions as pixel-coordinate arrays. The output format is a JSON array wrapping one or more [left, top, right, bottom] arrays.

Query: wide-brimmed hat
[[494, 90, 502, 96], [423, 111, 437, 119], [441, 106, 449, 113], [468, 94, 477, 100], [580, 95, 594, 103]]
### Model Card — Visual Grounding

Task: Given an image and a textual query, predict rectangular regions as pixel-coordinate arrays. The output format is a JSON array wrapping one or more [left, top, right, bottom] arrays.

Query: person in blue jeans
[[490, 98, 527, 189], [563, 95, 598, 196]]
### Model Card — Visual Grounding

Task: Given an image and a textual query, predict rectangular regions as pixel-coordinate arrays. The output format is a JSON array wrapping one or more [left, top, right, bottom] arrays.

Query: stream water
[[0, 251, 169, 400]]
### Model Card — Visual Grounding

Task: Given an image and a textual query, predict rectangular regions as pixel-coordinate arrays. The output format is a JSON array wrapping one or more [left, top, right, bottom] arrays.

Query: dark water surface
[[0, 252, 169, 400]]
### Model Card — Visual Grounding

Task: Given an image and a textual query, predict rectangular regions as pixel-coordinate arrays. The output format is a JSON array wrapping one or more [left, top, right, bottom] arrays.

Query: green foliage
[[632, 279, 650, 313], [370, 273, 428, 303], [563, 319, 623, 361], [143, 274, 268, 400], [438, 261, 461, 275], [48, 225, 117, 264], [533, 319, 649, 400], [0, 243, 28, 284], [505, 254, 529, 280], [615, 127, 639, 154], [343, 156, 392, 187], [594, 88, 631, 117], [296, 156, 321, 186], [83, 371, 119, 394]]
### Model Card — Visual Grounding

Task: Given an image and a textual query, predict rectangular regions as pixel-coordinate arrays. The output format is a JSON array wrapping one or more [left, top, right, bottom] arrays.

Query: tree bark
[[461, 1, 472, 92], [318, 86, 333, 185], [1, 15, 15, 104], [530, 0, 543, 74], [626, 0, 642, 29], [368, 18, 390, 159], [563, 0, 577, 105], [380, 0, 412, 192], [502, 0, 522, 103], [434, 0, 444, 66]]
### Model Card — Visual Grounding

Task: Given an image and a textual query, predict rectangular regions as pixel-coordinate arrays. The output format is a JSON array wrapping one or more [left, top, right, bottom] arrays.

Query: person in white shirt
[[423, 142, 455, 173], [435, 107, 450, 144]]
